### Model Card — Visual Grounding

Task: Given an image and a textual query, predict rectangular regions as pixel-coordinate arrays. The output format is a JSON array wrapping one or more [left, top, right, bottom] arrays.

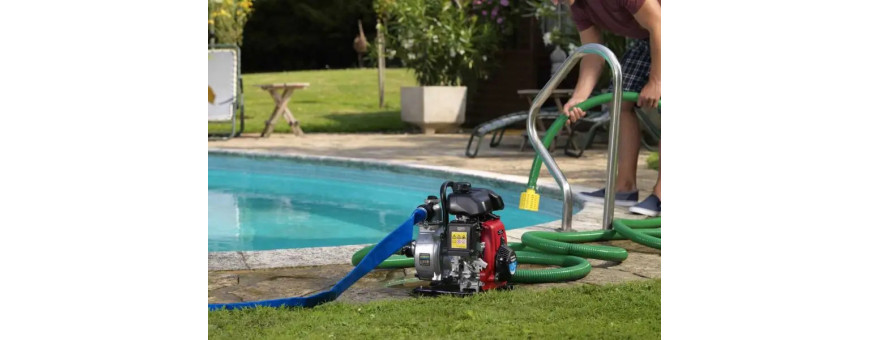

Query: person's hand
[[562, 95, 588, 123], [638, 80, 661, 108]]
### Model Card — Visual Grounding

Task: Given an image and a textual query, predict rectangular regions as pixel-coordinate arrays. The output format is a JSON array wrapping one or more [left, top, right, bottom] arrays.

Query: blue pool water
[[208, 154, 578, 252]]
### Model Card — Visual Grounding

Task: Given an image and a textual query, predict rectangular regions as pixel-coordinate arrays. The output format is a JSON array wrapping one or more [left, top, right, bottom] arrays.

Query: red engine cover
[[479, 218, 508, 290]]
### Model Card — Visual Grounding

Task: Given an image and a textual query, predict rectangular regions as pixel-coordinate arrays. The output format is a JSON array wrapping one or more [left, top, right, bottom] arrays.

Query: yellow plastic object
[[518, 188, 540, 211]]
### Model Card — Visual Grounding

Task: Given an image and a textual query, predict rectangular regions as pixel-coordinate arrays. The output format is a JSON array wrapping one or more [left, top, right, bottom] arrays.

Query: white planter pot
[[401, 86, 467, 134]]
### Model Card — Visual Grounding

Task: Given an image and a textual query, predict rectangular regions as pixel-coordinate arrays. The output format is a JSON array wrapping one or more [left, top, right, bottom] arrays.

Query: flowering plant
[[470, 0, 515, 34], [208, 0, 255, 46]]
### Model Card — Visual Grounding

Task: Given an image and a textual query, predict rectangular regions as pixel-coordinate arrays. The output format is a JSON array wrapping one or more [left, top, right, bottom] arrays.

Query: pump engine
[[402, 181, 518, 295]]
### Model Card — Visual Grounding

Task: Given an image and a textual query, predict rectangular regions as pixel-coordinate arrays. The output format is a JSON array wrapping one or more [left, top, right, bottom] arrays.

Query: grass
[[208, 68, 419, 134], [208, 279, 661, 339], [647, 152, 660, 170]]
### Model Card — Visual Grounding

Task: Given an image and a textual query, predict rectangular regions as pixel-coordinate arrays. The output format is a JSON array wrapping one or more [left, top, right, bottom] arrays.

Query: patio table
[[259, 83, 309, 137]]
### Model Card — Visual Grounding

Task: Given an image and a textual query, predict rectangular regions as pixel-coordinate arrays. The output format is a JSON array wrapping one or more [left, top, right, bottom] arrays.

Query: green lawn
[[208, 279, 661, 339], [209, 68, 419, 134]]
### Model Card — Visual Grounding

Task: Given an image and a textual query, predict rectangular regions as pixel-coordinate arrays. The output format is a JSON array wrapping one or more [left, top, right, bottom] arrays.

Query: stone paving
[[208, 132, 661, 305]]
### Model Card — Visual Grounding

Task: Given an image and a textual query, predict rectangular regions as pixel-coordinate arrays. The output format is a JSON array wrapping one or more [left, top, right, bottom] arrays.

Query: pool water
[[208, 154, 578, 252]]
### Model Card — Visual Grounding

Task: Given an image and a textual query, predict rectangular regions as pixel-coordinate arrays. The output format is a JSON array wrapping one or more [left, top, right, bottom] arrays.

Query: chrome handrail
[[526, 43, 623, 231]]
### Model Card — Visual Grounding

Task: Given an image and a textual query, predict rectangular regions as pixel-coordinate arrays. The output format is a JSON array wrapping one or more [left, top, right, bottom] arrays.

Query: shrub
[[374, 0, 511, 87]]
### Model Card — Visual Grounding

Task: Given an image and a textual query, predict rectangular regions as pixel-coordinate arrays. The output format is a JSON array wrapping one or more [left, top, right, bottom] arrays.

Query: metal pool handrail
[[526, 43, 624, 231]]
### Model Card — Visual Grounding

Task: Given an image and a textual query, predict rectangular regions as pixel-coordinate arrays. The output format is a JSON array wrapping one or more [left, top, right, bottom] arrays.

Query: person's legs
[[616, 101, 641, 192], [629, 136, 661, 216], [578, 38, 651, 207], [618, 38, 660, 216]]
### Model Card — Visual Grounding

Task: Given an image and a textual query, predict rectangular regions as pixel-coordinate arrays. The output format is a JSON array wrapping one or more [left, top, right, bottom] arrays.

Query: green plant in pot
[[375, 0, 504, 133]]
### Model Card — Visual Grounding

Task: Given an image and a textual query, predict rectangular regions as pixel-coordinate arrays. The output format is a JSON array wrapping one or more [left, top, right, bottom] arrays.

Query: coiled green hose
[[510, 250, 591, 283], [613, 218, 661, 249], [350, 222, 660, 283], [520, 227, 661, 262], [351, 244, 413, 269]]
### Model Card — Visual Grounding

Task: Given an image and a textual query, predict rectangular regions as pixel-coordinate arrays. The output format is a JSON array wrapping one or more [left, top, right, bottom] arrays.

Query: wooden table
[[516, 89, 575, 151], [258, 83, 309, 137]]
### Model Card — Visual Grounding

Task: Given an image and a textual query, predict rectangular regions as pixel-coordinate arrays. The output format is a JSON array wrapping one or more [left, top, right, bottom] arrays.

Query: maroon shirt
[[570, 0, 659, 39]]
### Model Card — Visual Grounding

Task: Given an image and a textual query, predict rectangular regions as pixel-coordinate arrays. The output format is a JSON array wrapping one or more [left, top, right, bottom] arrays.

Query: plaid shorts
[[610, 38, 651, 93]]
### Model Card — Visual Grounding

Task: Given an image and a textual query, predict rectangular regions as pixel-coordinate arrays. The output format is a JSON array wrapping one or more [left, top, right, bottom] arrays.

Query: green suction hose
[[520, 227, 661, 262], [351, 244, 413, 269], [350, 223, 660, 283], [510, 250, 591, 283], [612, 218, 661, 249]]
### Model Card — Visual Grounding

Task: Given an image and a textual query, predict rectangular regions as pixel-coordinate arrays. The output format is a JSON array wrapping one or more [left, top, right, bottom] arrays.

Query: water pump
[[402, 181, 518, 295]]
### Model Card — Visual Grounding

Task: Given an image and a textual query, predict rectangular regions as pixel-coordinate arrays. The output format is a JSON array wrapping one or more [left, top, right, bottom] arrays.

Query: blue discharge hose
[[208, 208, 427, 311]]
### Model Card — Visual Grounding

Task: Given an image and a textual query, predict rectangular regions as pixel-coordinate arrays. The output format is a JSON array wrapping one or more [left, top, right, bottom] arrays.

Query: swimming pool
[[208, 153, 579, 252]]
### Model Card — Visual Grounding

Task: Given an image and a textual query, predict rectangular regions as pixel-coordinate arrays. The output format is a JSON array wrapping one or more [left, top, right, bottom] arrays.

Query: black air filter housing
[[447, 187, 504, 217]]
